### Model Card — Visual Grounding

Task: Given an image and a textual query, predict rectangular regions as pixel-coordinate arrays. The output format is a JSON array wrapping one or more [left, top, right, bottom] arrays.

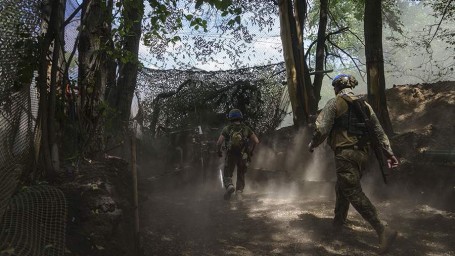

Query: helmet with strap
[[332, 74, 358, 90]]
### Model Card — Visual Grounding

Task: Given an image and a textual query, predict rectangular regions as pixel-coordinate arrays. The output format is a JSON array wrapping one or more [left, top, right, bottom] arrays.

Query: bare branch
[[327, 38, 363, 75], [304, 27, 349, 61], [428, 0, 453, 45], [63, 0, 89, 27], [63, 33, 80, 84]]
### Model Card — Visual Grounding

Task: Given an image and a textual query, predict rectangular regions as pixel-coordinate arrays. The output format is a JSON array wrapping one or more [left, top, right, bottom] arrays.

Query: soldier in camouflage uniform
[[308, 74, 400, 254], [216, 109, 259, 200]]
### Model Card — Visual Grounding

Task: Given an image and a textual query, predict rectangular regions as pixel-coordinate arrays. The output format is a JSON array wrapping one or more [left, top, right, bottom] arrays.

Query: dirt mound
[[387, 81, 455, 149], [386, 81, 455, 166], [383, 82, 455, 210]]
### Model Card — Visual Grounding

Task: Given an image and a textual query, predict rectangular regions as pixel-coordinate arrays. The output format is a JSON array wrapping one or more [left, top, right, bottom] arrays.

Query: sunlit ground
[[140, 177, 455, 256]]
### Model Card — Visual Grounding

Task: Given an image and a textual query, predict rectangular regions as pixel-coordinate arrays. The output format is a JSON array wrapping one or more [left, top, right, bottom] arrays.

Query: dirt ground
[[139, 176, 455, 256], [138, 82, 455, 256]]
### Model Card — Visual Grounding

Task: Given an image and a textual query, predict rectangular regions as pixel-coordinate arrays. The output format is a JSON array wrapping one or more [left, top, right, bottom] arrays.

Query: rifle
[[350, 98, 389, 184]]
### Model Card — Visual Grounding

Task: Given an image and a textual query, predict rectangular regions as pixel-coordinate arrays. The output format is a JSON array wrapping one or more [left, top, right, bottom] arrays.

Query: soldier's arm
[[310, 98, 337, 149], [216, 134, 225, 157], [217, 126, 229, 154], [365, 103, 394, 157], [364, 103, 399, 168], [249, 133, 259, 145], [216, 135, 225, 149]]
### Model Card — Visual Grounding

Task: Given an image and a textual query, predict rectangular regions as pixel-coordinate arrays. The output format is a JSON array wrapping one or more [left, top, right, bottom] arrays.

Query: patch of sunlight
[[397, 113, 413, 121], [427, 253, 453, 256], [259, 197, 295, 205], [227, 245, 255, 256], [160, 235, 173, 241], [300, 210, 332, 219], [421, 239, 450, 253], [271, 233, 289, 242], [268, 209, 302, 221], [350, 224, 371, 233], [416, 205, 455, 218]]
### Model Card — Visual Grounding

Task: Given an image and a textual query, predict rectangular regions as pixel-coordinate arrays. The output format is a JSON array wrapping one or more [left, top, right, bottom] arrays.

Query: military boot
[[224, 185, 235, 200], [235, 190, 243, 200], [378, 227, 398, 254]]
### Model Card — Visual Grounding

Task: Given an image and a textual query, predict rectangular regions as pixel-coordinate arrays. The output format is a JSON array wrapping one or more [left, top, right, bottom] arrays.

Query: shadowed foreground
[[139, 178, 455, 256]]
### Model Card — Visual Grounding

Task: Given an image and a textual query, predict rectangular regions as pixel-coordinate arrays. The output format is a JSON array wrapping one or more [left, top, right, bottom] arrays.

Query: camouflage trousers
[[223, 151, 248, 191], [334, 148, 384, 234]]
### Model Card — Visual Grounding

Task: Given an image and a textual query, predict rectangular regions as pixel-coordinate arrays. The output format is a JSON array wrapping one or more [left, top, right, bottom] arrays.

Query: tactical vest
[[333, 98, 368, 136]]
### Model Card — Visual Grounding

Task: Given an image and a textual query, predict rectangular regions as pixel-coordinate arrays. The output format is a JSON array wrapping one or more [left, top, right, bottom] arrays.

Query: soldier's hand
[[308, 142, 314, 153], [387, 155, 399, 169]]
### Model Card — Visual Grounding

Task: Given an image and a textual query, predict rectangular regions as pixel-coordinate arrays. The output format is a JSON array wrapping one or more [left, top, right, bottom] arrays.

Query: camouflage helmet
[[228, 109, 243, 121], [332, 74, 358, 89]]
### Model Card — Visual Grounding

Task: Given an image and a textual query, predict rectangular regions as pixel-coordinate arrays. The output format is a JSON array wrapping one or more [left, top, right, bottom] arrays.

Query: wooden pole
[[130, 122, 140, 255]]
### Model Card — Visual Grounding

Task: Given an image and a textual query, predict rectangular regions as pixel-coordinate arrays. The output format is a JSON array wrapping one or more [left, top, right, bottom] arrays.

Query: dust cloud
[[137, 113, 455, 255]]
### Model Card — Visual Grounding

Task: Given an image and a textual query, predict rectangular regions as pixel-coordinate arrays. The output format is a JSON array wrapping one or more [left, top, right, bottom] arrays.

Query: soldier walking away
[[216, 109, 259, 200], [308, 74, 400, 254]]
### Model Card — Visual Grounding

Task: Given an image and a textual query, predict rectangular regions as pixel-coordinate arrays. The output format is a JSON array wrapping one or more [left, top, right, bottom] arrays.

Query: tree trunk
[[107, 0, 144, 156], [36, 0, 65, 176], [364, 0, 394, 135], [293, 0, 316, 121], [313, 0, 329, 107], [278, 0, 300, 126], [278, 0, 315, 127], [78, 0, 115, 155], [48, 0, 66, 171]]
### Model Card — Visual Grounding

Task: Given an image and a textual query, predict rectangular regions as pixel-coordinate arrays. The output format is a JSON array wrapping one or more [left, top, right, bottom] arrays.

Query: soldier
[[216, 109, 259, 200], [308, 74, 400, 254]]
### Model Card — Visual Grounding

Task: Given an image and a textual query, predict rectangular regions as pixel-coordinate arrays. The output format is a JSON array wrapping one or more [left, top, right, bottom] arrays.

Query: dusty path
[[139, 177, 455, 256]]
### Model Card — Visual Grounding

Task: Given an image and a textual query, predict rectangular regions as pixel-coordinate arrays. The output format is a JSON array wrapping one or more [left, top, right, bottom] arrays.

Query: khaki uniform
[[221, 123, 253, 191], [311, 88, 394, 233]]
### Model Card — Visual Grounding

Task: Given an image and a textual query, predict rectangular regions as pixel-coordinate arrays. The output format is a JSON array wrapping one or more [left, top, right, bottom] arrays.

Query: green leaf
[[220, 0, 232, 10], [149, 0, 158, 8], [185, 14, 193, 21], [195, 0, 204, 9]]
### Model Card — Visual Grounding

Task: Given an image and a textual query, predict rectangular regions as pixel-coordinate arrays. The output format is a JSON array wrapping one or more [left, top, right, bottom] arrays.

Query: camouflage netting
[[0, 0, 67, 255], [137, 63, 290, 136]]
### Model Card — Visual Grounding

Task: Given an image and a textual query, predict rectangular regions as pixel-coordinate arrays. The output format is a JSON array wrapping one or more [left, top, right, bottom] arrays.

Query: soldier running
[[216, 109, 259, 200]]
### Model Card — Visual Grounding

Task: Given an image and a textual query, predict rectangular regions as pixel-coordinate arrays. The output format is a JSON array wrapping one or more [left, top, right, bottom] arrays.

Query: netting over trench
[[137, 63, 291, 135], [0, 0, 67, 255]]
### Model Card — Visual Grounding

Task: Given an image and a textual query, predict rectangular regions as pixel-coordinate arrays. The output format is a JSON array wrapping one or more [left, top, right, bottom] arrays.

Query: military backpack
[[227, 125, 248, 152]]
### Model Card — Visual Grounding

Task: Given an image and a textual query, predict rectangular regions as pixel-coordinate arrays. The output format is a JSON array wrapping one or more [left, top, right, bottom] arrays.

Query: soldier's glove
[[217, 150, 223, 158]]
